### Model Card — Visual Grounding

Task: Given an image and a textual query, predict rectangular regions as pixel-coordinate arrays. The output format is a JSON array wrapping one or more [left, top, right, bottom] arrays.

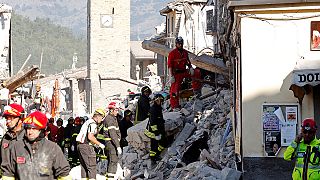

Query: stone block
[[221, 167, 241, 180]]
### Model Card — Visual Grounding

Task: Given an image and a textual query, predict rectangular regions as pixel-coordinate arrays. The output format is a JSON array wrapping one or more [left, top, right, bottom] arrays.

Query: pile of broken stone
[[120, 85, 241, 180]]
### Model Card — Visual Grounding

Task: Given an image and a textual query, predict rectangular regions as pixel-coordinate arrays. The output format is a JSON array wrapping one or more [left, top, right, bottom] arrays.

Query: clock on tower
[[100, 14, 113, 28]]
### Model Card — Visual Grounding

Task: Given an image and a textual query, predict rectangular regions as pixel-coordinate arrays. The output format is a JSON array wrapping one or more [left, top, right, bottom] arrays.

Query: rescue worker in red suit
[[168, 36, 194, 109], [2, 111, 71, 180], [0, 104, 25, 177]]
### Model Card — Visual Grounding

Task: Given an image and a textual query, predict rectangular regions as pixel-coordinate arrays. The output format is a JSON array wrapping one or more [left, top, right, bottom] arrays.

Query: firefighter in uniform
[[0, 104, 25, 176], [147, 94, 166, 162], [2, 111, 71, 180], [64, 117, 74, 164], [168, 36, 194, 109], [135, 86, 151, 124], [103, 102, 122, 179], [284, 118, 320, 180], [57, 118, 65, 150], [119, 110, 134, 148], [69, 117, 81, 167], [76, 109, 106, 180]]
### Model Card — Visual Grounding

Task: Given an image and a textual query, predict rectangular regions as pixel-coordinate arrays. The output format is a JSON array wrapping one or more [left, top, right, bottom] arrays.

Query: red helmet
[[3, 103, 24, 118], [23, 111, 48, 129], [302, 118, 317, 131], [74, 117, 81, 125], [108, 102, 119, 109]]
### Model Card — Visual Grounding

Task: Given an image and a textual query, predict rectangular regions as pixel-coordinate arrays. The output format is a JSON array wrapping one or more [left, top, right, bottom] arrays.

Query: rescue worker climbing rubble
[[103, 102, 122, 179], [147, 94, 166, 163], [0, 104, 25, 177], [168, 36, 194, 109], [119, 109, 134, 148], [76, 108, 106, 180], [284, 118, 320, 180], [2, 111, 71, 180], [135, 86, 151, 124]]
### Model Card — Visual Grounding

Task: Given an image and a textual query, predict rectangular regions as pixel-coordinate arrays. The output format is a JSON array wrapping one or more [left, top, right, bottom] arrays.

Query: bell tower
[[87, 0, 133, 111]]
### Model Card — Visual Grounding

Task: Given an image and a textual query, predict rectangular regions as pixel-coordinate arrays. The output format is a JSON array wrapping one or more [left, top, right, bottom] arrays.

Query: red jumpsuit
[[168, 48, 191, 108]]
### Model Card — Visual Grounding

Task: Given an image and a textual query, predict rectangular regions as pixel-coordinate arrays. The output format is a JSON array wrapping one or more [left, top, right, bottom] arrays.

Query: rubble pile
[[121, 85, 240, 180]]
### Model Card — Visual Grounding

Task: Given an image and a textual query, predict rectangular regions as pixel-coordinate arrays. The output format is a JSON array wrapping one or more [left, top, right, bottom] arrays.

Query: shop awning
[[292, 60, 320, 87], [290, 60, 320, 102]]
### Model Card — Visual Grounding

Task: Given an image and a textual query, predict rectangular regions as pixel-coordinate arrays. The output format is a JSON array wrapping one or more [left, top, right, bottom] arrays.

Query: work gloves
[[117, 147, 122, 155], [99, 143, 105, 149], [155, 134, 162, 141], [170, 76, 175, 83], [189, 67, 194, 76]]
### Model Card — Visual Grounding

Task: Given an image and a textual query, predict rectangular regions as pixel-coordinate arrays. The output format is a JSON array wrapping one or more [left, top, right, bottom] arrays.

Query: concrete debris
[[221, 167, 242, 180], [127, 119, 150, 150], [120, 85, 239, 179]]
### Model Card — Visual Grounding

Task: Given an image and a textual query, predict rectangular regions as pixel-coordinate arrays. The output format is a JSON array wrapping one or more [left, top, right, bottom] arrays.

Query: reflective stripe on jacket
[[284, 138, 320, 180]]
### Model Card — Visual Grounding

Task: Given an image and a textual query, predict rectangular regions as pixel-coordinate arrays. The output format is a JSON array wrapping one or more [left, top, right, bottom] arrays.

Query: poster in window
[[264, 131, 281, 156], [311, 21, 320, 51]]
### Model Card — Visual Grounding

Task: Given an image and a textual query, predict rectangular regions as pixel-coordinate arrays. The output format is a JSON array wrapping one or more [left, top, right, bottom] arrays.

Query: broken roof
[[0, 4, 12, 13], [142, 40, 228, 75], [130, 41, 155, 59], [160, 0, 207, 15]]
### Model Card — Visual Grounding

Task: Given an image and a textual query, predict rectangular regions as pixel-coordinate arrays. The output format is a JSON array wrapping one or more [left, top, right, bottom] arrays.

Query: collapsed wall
[[121, 85, 241, 180]]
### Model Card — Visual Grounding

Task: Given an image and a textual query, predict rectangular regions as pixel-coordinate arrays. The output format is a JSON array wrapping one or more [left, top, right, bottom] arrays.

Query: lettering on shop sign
[[297, 73, 320, 83]]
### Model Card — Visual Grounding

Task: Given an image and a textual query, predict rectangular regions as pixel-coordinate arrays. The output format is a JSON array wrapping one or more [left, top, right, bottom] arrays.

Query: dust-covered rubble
[[120, 85, 240, 179]]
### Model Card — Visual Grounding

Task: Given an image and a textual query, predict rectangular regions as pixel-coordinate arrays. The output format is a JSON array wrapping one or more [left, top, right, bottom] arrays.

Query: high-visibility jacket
[[284, 138, 320, 180]]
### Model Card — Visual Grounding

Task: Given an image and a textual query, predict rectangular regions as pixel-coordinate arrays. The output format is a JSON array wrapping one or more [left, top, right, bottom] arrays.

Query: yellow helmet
[[94, 108, 106, 118]]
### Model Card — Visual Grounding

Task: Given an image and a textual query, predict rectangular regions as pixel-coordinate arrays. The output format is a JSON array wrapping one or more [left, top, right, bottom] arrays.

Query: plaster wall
[[241, 12, 320, 157]]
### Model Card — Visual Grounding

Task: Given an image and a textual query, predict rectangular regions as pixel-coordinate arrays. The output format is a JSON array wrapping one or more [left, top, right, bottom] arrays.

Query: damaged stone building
[[118, 0, 241, 179]]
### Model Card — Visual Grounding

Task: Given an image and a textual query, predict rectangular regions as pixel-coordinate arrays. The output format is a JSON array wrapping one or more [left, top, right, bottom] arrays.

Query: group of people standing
[[0, 103, 71, 180], [76, 100, 140, 180], [0, 101, 136, 180]]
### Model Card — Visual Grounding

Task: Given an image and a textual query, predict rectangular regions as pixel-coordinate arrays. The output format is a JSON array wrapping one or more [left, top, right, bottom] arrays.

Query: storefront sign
[[293, 70, 320, 86]]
